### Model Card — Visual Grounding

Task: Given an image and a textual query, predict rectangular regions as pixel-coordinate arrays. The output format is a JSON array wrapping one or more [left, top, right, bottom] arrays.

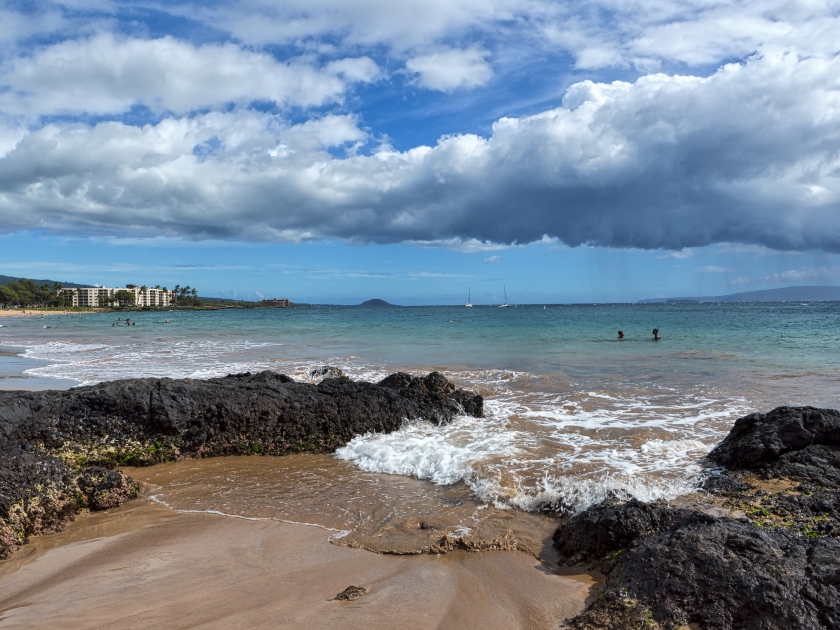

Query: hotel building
[[60, 286, 172, 307]]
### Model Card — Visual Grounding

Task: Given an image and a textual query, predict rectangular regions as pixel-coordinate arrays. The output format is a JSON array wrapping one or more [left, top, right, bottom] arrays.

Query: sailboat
[[465, 288, 473, 307], [499, 286, 511, 307]]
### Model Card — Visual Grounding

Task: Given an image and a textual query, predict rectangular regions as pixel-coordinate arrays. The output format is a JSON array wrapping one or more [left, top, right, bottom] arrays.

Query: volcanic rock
[[0, 370, 482, 558], [708, 406, 840, 487], [308, 365, 346, 380], [556, 501, 840, 629], [558, 406, 840, 630]]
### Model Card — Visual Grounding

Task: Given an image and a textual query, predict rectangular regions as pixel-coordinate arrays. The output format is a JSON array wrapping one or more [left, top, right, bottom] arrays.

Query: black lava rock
[[708, 406, 840, 486], [0, 370, 482, 558], [559, 406, 840, 629], [308, 366, 346, 380], [557, 502, 840, 630]]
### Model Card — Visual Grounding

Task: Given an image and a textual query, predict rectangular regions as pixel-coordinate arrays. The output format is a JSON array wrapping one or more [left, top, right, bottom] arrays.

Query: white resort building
[[60, 286, 172, 308]]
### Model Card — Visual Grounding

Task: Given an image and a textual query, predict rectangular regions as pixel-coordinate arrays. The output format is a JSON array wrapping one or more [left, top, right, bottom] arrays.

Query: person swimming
[[618, 330, 625, 339], [652, 328, 660, 340]]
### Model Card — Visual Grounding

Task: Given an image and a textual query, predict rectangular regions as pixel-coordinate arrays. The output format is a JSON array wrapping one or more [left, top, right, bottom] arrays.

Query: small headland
[[555, 406, 840, 630], [0, 370, 482, 559]]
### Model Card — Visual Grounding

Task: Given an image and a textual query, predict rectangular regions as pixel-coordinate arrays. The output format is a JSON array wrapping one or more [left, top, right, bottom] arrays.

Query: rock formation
[[708, 406, 840, 487], [557, 406, 840, 630], [0, 370, 482, 559], [308, 365, 346, 380]]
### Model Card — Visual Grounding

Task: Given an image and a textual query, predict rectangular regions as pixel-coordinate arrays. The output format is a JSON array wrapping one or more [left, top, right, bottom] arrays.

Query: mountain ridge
[[639, 285, 840, 303]]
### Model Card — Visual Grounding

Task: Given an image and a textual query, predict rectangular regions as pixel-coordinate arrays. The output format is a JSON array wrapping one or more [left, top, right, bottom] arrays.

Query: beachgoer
[[618, 330, 624, 339], [653, 328, 660, 340], [165, 319, 170, 323]]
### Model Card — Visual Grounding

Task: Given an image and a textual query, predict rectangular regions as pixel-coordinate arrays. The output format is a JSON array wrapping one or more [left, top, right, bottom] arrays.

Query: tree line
[[0, 279, 67, 308]]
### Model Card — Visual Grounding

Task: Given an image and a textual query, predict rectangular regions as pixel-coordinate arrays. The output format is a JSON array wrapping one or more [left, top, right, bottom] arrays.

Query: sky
[[0, 0, 839, 304]]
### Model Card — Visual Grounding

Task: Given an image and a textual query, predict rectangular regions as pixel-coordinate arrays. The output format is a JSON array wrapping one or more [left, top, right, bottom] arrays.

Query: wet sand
[[0, 496, 596, 629], [127, 455, 562, 557], [0, 310, 76, 317]]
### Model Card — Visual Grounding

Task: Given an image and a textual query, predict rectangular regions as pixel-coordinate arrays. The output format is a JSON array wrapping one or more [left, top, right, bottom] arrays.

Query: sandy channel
[[0, 470, 597, 629]]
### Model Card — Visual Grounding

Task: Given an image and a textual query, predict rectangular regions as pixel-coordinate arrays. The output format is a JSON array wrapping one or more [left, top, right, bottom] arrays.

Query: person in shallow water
[[618, 330, 625, 339], [653, 328, 660, 340]]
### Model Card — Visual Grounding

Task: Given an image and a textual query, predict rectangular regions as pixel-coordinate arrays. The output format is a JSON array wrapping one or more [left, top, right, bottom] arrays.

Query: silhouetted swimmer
[[652, 328, 660, 340], [617, 330, 625, 339]]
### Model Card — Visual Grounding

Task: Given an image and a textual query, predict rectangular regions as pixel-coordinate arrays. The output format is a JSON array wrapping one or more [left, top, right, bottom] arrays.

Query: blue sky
[[1, 1, 839, 303]]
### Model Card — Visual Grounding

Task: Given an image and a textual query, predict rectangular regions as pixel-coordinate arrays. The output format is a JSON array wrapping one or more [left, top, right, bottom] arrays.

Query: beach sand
[[0, 310, 75, 317], [0, 497, 595, 629]]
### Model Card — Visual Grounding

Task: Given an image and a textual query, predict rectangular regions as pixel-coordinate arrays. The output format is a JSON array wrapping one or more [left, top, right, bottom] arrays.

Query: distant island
[[359, 299, 395, 307], [639, 285, 840, 303]]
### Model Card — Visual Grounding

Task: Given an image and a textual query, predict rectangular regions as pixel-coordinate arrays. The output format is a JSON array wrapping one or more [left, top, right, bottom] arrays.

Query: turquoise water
[[1, 302, 839, 512]]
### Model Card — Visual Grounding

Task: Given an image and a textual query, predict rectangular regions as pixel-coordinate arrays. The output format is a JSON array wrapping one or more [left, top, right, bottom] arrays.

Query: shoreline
[[0, 491, 596, 629], [1, 370, 838, 627], [0, 309, 94, 317]]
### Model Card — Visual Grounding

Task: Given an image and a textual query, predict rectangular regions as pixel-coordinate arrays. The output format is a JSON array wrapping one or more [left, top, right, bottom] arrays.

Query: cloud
[[712, 243, 803, 256], [730, 276, 751, 285], [4, 0, 840, 78], [405, 47, 493, 91], [758, 266, 838, 283], [3, 51, 840, 252], [409, 238, 510, 253], [657, 249, 693, 259], [0, 34, 379, 117], [696, 266, 732, 273], [178, 0, 518, 52], [484, 255, 501, 264]]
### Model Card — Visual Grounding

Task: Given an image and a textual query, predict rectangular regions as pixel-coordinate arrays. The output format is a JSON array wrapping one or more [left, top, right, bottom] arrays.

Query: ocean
[[1, 302, 839, 529]]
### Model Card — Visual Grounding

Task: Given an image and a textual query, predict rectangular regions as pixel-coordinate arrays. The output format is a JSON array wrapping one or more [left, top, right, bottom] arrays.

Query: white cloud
[[484, 255, 501, 264], [0, 34, 379, 117], [657, 249, 693, 259], [2, 52, 840, 251], [4, 0, 840, 77], [405, 47, 493, 91], [758, 266, 838, 283], [182, 0, 518, 52], [408, 238, 510, 253], [173, 0, 840, 73], [730, 276, 751, 285], [1, 4, 840, 253], [696, 266, 732, 272]]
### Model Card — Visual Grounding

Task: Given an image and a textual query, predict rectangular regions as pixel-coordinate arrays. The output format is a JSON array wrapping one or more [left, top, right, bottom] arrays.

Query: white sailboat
[[465, 288, 473, 307], [499, 286, 511, 307]]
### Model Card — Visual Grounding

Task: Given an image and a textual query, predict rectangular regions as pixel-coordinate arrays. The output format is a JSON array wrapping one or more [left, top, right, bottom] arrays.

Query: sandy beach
[[0, 494, 596, 629], [0, 310, 75, 317]]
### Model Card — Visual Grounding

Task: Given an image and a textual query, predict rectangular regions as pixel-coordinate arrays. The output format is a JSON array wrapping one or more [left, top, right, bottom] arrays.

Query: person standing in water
[[618, 330, 625, 339], [652, 328, 660, 340]]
